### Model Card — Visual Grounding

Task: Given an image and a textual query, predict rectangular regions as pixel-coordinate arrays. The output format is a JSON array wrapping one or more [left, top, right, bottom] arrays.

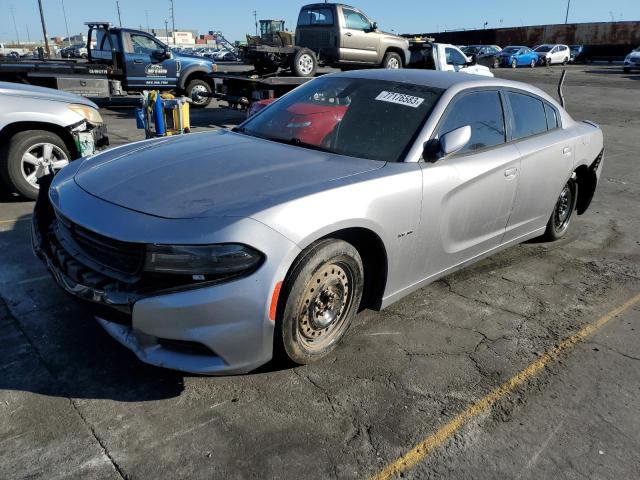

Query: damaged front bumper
[[31, 177, 280, 375], [70, 120, 109, 157]]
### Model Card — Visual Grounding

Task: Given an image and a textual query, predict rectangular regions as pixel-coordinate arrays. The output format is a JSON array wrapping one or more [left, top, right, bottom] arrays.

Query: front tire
[[530, 59, 536, 68], [186, 79, 212, 108], [382, 52, 403, 69], [275, 239, 364, 365], [492, 57, 500, 69], [511, 58, 517, 68], [543, 178, 578, 241], [0, 130, 70, 200]]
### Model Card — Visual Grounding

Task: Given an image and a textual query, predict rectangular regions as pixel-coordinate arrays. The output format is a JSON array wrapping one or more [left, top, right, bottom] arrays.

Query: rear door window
[[437, 90, 506, 153], [507, 92, 548, 140], [544, 103, 559, 130]]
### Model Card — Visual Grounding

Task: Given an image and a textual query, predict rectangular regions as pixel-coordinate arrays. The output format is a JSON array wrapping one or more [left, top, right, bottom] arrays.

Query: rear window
[[507, 92, 548, 140], [297, 8, 334, 26]]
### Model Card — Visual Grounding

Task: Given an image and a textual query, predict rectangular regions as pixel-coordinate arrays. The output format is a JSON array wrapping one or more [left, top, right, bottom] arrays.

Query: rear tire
[[185, 79, 212, 108], [274, 239, 364, 365], [382, 52, 403, 69], [0, 130, 71, 200], [492, 57, 500, 69], [290, 48, 317, 77], [511, 59, 517, 68], [543, 178, 578, 241]]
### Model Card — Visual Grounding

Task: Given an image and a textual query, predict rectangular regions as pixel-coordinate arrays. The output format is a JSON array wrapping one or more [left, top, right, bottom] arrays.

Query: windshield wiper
[[268, 137, 332, 153]]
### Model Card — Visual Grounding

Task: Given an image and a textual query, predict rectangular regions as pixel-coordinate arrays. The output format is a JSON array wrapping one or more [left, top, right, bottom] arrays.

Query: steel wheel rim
[[297, 262, 353, 351], [386, 57, 400, 69], [21, 143, 69, 188], [553, 183, 574, 231], [298, 54, 314, 75], [190, 84, 209, 104]]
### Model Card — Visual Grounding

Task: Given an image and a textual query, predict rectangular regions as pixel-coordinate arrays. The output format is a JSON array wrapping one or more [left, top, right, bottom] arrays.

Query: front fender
[[177, 64, 215, 90]]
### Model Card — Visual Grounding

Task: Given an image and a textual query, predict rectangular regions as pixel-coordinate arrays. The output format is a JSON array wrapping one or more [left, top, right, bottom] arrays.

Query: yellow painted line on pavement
[[372, 291, 640, 480], [0, 217, 31, 225]]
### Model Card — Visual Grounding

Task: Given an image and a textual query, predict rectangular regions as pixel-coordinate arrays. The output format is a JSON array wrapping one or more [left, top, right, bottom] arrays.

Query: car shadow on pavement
[[0, 213, 186, 402]]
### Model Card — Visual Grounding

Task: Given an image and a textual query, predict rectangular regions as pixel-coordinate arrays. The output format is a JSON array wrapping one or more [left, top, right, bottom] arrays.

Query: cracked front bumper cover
[[31, 175, 283, 375]]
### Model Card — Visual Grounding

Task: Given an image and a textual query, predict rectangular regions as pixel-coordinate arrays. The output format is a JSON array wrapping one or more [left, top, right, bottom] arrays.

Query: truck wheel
[[0, 130, 70, 200], [290, 48, 317, 77], [274, 239, 364, 365], [186, 79, 212, 108], [382, 52, 402, 69]]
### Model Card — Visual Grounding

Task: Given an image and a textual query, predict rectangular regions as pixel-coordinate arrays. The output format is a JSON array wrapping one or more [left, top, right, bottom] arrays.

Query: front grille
[[158, 338, 215, 356], [54, 214, 145, 278]]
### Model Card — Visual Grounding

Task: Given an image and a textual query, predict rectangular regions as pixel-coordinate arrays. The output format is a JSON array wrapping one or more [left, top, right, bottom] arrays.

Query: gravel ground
[[0, 63, 639, 479]]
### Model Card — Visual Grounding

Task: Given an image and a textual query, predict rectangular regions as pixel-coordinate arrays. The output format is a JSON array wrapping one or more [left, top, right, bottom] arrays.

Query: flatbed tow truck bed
[[210, 72, 318, 109]]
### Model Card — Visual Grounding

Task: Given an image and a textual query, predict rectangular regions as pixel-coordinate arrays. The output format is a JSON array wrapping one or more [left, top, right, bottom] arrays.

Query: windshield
[[238, 76, 443, 162], [502, 47, 521, 54], [534, 45, 552, 52]]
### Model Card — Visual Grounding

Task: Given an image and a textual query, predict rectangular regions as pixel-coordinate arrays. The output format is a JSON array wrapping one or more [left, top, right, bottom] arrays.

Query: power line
[[10, 5, 21, 45]]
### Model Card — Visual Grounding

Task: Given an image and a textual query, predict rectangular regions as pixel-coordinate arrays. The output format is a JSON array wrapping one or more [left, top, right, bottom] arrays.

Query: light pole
[[564, 0, 571, 24], [116, 1, 122, 27], [170, 0, 176, 44], [61, 0, 70, 46], [145, 10, 149, 31], [164, 20, 169, 42], [253, 10, 258, 37]]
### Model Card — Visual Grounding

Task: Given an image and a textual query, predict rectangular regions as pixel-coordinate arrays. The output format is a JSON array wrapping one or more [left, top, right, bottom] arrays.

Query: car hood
[[73, 130, 383, 219], [0, 81, 98, 108]]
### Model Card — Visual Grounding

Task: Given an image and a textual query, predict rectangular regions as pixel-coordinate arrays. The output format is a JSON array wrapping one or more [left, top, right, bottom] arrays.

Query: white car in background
[[623, 47, 640, 73], [534, 44, 570, 65]]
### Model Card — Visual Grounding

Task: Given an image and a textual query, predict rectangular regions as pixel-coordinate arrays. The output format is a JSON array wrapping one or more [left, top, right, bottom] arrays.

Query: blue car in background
[[499, 46, 538, 68]]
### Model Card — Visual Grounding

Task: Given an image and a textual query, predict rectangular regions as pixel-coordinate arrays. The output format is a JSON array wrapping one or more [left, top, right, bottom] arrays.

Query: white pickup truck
[[0, 43, 31, 58], [408, 39, 494, 77]]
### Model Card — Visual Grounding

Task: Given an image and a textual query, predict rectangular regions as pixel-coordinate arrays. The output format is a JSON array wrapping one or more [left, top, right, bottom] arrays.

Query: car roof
[[328, 69, 560, 104]]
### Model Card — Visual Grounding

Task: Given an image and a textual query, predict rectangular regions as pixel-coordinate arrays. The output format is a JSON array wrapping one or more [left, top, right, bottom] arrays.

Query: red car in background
[[247, 97, 347, 146]]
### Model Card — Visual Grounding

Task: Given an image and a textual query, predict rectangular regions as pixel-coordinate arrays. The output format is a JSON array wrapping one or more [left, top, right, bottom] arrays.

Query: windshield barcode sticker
[[375, 91, 425, 108]]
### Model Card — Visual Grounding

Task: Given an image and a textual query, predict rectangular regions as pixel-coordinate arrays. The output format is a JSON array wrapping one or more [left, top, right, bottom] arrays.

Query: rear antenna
[[557, 69, 567, 108]]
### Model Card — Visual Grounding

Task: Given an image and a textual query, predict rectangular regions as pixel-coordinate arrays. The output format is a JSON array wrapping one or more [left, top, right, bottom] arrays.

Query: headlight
[[67, 104, 103, 124], [144, 244, 263, 275]]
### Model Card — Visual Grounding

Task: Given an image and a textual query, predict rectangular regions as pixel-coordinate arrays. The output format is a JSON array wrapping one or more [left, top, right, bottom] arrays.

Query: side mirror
[[468, 54, 477, 65], [370, 22, 378, 31], [440, 125, 471, 156]]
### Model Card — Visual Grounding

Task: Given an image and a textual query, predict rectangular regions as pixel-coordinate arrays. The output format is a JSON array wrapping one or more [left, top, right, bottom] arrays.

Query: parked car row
[[171, 46, 239, 61]]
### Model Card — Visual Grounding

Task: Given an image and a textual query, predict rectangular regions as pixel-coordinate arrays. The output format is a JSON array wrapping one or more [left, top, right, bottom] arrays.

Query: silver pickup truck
[[243, 3, 410, 77]]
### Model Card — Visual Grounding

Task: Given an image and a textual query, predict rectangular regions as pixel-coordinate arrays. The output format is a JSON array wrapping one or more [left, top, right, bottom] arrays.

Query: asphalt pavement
[[1, 64, 639, 479]]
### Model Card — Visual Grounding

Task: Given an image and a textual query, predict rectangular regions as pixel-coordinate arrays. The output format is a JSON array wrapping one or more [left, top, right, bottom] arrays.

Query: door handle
[[504, 167, 518, 178], [344, 32, 352, 37], [562, 147, 572, 155], [133, 59, 144, 64]]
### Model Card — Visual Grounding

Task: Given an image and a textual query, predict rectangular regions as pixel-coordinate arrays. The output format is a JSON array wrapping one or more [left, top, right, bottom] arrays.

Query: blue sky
[[1, 0, 638, 43]]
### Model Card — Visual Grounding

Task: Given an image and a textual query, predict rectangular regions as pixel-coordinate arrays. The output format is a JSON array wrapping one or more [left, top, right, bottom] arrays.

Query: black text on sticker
[[375, 91, 425, 108]]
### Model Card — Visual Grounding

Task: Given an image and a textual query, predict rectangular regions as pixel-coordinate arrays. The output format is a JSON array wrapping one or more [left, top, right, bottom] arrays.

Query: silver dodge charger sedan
[[33, 70, 604, 374]]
